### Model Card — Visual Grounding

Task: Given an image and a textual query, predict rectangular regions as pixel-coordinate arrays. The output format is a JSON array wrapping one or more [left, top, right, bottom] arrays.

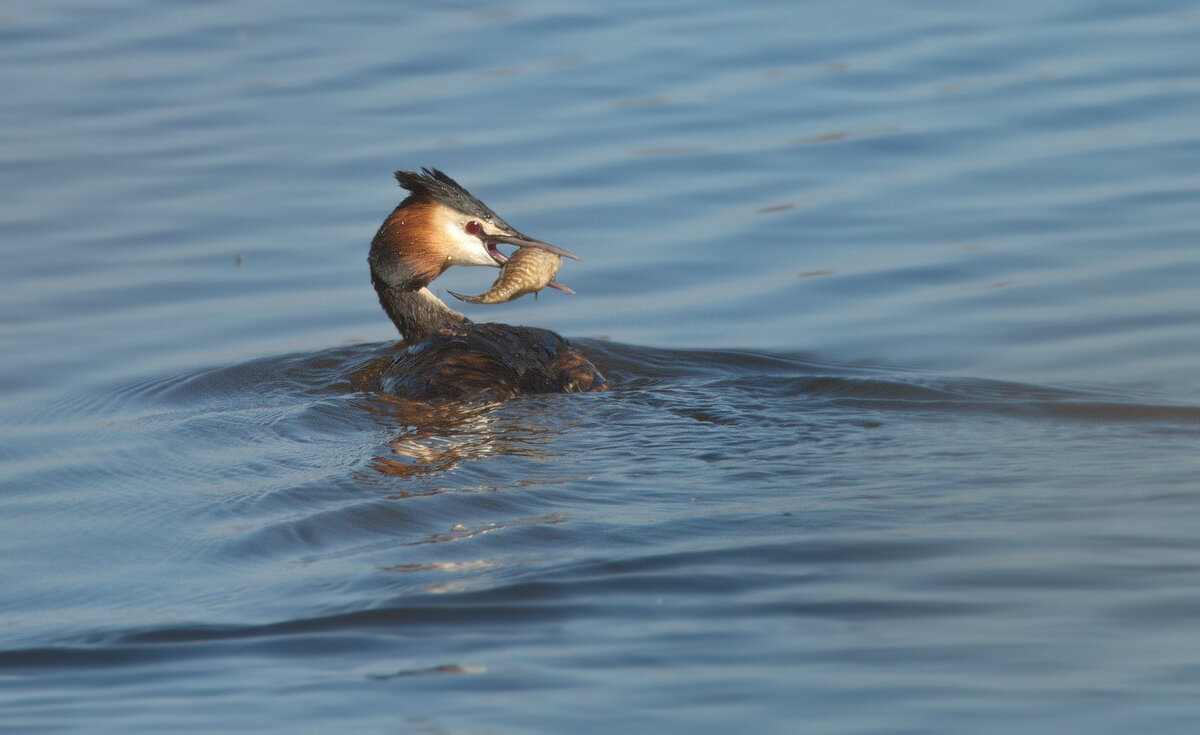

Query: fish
[[449, 246, 574, 304]]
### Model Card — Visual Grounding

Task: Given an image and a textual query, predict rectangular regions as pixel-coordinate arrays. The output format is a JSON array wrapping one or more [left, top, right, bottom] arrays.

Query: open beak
[[487, 231, 581, 262]]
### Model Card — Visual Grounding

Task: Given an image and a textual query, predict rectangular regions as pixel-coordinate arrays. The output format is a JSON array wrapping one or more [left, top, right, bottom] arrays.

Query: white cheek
[[462, 246, 497, 266], [442, 227, 496, 266]]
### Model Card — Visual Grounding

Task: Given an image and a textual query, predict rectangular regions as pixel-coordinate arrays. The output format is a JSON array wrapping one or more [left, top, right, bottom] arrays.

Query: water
[[3, 1, 1200, 732]]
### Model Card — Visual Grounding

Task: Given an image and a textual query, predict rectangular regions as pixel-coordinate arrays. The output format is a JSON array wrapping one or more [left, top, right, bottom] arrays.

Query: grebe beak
[[488, 231, 581, 262]]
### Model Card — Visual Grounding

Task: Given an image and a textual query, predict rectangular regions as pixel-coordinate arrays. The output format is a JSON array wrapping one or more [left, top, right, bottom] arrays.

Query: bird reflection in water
[[354, 375, 556, 480]]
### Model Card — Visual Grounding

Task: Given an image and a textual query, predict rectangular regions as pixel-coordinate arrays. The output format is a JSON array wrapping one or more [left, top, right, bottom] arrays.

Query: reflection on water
[[5, 336, 1200, 735], [368, 663, 488, 680], [363, 394, 553, 479]]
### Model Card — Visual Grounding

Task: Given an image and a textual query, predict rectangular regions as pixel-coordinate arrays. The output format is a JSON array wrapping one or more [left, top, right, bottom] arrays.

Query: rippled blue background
[[3, 1, 1200, 733]]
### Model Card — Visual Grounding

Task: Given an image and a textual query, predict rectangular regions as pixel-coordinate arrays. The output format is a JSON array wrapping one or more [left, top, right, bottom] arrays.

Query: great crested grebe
[[369, 168, 607, 400]]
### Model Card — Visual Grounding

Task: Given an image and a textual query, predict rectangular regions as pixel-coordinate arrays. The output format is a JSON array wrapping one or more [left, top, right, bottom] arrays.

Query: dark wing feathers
[[378, 323, 607, 400]]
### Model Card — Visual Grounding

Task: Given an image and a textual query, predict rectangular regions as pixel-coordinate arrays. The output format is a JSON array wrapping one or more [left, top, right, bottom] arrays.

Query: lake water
[[3, 1, 1200, 732]]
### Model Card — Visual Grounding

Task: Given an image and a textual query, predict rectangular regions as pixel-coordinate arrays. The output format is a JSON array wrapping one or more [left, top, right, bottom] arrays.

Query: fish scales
[[450, 247, 573, 304]]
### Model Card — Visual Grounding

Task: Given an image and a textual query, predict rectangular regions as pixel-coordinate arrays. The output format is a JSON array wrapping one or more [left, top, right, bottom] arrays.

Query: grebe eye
[[465, 220, 481, 235]]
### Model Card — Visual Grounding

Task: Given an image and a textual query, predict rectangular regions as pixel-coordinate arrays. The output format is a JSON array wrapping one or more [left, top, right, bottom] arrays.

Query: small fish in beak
[[449, 247, 574, 304]]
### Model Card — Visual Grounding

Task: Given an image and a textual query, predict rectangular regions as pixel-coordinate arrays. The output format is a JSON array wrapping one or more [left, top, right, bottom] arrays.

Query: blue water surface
[[2, 1, 1200, 733]]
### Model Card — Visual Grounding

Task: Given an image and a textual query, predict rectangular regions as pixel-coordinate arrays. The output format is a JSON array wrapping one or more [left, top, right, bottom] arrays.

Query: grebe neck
[[371, 276, 468, 343]]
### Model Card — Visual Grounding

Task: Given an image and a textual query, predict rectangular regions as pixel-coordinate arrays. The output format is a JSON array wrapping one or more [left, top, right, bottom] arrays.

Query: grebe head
[[369, 168, 578, 291]]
